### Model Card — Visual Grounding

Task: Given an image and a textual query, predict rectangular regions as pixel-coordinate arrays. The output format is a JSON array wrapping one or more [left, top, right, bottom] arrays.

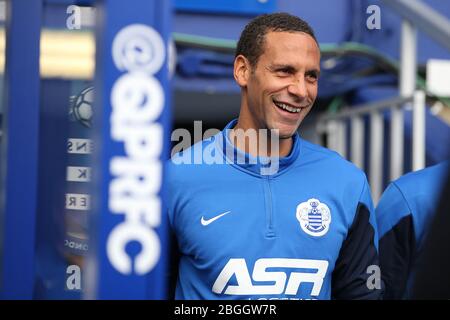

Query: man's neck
[[231, 119, 293, 158]]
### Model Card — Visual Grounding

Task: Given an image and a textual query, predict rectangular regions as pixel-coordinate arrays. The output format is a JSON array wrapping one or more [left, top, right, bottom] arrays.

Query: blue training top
[[376, 160, 449, 299], [167, 119, 382, 300]]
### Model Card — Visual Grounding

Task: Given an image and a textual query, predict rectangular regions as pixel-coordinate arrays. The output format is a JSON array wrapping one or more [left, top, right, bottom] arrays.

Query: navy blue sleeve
[[331, 202, 383, 299], [168, 224, 180, 300], [379, 215, 415, 299], [376, 182, 416, 299], [411, 171, 450, 299]]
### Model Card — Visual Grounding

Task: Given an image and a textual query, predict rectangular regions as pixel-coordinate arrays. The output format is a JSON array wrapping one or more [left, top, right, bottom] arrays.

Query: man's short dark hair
[[236, 12, 318, 68]]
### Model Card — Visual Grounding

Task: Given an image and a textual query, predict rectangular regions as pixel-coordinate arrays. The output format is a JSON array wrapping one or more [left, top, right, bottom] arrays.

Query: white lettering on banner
[[65, 193, 90, 210], [212, 258, 329, 297], [64, 239, 89, 251], [107, 24, 165, 275], [67, 138, 93, 154], [67, 166, 91, 182], [112, 24, 165, 74]]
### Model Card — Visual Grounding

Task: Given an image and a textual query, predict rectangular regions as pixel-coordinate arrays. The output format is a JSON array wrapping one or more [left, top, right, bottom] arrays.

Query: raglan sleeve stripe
[[331, 177, 384, 300], [376, 182, 415, 299]]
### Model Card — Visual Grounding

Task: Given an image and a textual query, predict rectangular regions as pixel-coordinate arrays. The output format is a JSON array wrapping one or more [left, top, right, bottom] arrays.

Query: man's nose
[[287, 77, 307, 100]]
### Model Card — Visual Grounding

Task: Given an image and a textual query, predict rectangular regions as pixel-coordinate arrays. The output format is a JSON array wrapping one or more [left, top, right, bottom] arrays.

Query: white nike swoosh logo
[[200, 211, 231, 226]]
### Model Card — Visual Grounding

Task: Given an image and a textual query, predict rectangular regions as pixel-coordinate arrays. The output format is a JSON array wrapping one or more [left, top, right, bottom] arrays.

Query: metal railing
[[316, 90, 426, 203], [383, 0, 450, 179]]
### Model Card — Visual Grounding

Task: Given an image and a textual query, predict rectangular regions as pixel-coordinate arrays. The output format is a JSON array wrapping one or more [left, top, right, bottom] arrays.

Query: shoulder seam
[[391, 181, 414, 220], [357, 173, 368, 204]]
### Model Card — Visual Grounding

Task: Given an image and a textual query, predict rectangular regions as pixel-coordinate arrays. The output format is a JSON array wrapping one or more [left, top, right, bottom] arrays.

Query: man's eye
[[276, 69, 291, 76], [306, 73, 318, 81]]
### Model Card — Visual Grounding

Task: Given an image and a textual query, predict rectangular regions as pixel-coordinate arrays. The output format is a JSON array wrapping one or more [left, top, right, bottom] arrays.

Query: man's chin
[[265, 119, 301, 139], [279, 132, 296, 139], [269, 128, 297, 140]]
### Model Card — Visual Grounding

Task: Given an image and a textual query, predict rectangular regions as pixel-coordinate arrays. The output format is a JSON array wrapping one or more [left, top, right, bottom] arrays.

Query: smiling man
[[167, 13, 383, 300], [233, 23, 320, 156]]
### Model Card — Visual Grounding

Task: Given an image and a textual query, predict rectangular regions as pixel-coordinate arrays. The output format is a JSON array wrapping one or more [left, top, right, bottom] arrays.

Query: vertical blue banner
[[1, 0, 42, 299], [85, 0, 172, 299]]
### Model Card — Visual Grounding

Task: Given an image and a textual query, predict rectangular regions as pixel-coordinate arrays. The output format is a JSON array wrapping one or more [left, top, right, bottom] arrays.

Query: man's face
[[236, 31, 321, 138]]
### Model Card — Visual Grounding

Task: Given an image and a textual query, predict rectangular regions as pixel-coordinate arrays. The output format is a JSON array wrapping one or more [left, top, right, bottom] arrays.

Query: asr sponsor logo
[[212, 258, 329, 298]]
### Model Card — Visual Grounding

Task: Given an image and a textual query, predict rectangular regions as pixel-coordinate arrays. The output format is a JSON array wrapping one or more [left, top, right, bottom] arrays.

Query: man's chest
[[175, 177, 352, 262]]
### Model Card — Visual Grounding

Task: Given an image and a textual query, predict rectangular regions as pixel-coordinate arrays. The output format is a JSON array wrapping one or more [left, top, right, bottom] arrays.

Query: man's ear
[[234, 55, 251, 87]]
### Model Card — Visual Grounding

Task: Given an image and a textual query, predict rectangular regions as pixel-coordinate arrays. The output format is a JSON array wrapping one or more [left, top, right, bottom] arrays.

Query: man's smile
[[272, 99, 309, 114]]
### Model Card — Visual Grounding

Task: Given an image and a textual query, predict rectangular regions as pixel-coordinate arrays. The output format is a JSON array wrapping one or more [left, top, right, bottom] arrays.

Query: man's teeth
[[274, 101, 301, 113]]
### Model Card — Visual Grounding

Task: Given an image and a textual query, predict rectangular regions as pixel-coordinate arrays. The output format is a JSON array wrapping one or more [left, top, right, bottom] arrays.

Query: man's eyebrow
[[269, 64, 297, 72], [270, 64, 321, 75], [306, 69, 321, 76]]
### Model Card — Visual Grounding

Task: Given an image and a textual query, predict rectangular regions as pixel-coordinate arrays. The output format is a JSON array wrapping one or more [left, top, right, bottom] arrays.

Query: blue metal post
[[85, 0, 172, 299], [1, 0, 43, 299]]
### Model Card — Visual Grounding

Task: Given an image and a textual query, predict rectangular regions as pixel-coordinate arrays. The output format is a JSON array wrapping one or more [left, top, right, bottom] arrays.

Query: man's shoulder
[[394, 161, 449, 193], [300, 138, 367, 179], [383, 161, 449, 211], [169, 132, 220, 162], [388, 161, 449, 220], [376, 161, 449, 239], [166, 132, 226, 182]]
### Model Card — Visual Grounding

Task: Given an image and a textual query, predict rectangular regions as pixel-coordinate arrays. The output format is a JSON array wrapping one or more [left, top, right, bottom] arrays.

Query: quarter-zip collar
[[217, 119, 301, 177]]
